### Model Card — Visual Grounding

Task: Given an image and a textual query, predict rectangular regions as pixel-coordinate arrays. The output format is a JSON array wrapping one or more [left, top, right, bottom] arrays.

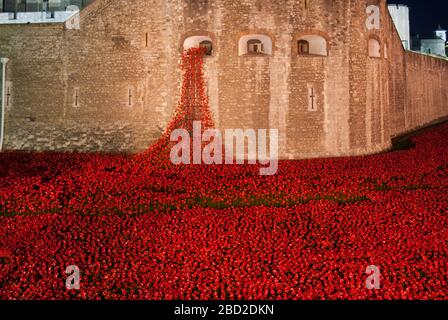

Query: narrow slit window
[[73, 88, 80, 108], [6, 86, 11, 107], [308, 86, 317, 111], [304, 0, 310, 10]]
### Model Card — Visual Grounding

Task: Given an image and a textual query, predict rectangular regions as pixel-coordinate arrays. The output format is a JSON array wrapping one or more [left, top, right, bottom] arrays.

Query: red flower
[[1, 48, 448, 300]]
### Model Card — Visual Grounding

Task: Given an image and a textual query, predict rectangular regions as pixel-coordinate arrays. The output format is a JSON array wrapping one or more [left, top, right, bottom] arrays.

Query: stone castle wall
[[385, 9, 448, 138], [0, 0, 447, 158]]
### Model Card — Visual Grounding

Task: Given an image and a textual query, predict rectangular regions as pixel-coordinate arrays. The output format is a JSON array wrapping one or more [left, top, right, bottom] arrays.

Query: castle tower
[[435, 25, 447, 42], [388, 4, 411, 50]]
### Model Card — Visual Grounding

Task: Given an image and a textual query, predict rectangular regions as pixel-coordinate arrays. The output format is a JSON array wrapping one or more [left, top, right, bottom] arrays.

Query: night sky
[[394, 0, 448, 36]]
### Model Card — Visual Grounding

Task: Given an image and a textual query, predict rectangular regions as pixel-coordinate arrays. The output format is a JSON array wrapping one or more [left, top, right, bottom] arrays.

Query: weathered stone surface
[[0, 0, 447, 159]]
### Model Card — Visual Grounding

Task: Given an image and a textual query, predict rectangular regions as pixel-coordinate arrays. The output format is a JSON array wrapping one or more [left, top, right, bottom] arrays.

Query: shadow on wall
[[390, 118, 448, 152]]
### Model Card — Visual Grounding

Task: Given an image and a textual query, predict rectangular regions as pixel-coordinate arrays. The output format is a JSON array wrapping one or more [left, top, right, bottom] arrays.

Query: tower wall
[[0, 0, 447, 158]]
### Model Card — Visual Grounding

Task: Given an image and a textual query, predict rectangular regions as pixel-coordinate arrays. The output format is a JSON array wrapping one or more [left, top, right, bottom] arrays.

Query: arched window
[[368, 38, 381, 58], [199, 40, 213, 55], [183, 36, 213, 55], [298, 40, 310, 54], [247, 39, 264, 54], [297, 35, 327, 56], [239, 34, 273, 56]]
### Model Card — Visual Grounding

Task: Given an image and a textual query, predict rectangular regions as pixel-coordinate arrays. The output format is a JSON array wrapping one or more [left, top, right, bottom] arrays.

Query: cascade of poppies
[[136, 47, 214, 165]]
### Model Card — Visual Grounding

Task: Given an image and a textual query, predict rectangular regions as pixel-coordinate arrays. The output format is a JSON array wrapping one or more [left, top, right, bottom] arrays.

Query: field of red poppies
[[1, 49, 448, 300], [0, 121, 448, 300]]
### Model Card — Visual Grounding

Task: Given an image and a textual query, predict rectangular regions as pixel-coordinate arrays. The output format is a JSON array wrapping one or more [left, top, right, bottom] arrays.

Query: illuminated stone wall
[[0, 0, 447, 158]]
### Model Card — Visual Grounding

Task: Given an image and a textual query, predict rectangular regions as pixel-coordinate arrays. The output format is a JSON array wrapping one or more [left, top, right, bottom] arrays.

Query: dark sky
[[394, 0, 448, 36]]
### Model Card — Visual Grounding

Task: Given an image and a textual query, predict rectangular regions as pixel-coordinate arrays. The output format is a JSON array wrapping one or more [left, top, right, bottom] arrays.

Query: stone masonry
[[0, 0, 447, 159]]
